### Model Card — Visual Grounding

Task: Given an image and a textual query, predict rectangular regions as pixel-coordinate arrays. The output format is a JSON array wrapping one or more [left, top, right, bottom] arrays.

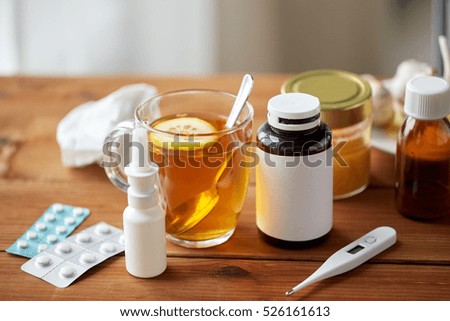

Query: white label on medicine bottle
[[256, 147, 333, 242]]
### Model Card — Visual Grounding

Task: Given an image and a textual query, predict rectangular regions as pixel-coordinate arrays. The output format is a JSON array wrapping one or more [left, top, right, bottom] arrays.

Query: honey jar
[[282, 70, 372, 199]]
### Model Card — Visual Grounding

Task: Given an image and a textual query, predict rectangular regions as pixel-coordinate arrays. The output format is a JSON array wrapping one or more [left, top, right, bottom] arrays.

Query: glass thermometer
[[286, 226, 397, 296]]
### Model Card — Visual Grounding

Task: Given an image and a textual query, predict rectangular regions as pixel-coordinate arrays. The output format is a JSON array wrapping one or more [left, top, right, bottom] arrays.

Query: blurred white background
[[0, 0, 447, 76]]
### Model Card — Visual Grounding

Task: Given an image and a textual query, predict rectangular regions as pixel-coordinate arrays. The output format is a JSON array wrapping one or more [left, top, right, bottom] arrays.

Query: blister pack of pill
[[6, 203, 90, 258], [21, 221, 124, 288]]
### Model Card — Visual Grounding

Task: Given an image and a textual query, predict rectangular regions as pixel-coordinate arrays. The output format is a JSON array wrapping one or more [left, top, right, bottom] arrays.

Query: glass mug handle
[[103, 119, 135, 192], [102, 120, 167, 211]]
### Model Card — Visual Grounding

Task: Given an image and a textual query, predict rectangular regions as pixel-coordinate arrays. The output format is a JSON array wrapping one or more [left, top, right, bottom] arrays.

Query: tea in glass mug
[[104, 90, 253, 248]]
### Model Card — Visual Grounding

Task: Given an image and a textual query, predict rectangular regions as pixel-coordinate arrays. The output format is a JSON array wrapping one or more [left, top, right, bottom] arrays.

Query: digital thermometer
[[286, 226, 397, 296]]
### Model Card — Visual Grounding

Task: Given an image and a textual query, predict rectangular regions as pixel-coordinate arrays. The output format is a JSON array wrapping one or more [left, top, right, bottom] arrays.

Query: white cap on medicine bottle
[[267, 93, 321, 131], [404, 76, 450, 120]]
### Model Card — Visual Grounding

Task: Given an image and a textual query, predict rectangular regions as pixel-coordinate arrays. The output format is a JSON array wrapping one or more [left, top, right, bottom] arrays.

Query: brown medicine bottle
[[256, 93, 333, 248], [395, 76, 450, 220]]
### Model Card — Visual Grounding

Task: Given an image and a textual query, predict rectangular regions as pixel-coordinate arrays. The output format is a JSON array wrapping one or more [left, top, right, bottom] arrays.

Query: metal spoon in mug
[[170, 74, 254, 235], [225, 74, 254, 128]]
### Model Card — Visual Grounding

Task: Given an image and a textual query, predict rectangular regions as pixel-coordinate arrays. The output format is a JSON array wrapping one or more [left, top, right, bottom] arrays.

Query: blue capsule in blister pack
[[6, 203, 90, 258]]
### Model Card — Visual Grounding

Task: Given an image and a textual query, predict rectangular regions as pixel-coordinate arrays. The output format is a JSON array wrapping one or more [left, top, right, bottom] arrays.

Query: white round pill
[[56, 226, 67, 234], [47, 234, 58, 243], [27, 231, 37, 240], [44, 213, 56, 222], [100, 242, 116, 253], [36, 222, 47, 231], [72, 207, 84, 216], [80, 253, 96, 264], [64, 217, 75, 225], [59, 266, 76, 278], [95, 224, 111, 235], [17, 240, 28, 249], [38, 244, 48, 252], [56, 242, 72, 254], [76, 233, 91, 244], [35, 255, 51, 267], [53, 203, 64, 213]]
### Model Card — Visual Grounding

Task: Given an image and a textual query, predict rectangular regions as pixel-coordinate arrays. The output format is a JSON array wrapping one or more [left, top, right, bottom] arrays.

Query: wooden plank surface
[[1, 181, 450, 264], [1, 255, 449, 301], [1, 75, 449, 300]]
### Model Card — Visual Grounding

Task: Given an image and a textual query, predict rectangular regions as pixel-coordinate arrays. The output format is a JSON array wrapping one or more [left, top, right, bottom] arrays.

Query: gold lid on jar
[[281, 69, 372, 128]]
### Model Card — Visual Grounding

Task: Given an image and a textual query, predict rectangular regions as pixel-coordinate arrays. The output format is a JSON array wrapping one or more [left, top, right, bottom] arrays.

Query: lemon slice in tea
[[151, 116, 218, 150]]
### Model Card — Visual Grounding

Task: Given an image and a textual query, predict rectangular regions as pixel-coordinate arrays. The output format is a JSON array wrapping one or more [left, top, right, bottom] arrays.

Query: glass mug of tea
[[104, 90, 254, 248]]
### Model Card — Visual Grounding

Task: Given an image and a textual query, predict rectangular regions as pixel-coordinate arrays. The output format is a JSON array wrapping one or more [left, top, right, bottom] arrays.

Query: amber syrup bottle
[[395, 76, 450, 220]]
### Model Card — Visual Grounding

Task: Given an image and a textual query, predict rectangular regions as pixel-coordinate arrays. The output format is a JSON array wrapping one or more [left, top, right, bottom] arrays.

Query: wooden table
[[0, 75, 449, 301]]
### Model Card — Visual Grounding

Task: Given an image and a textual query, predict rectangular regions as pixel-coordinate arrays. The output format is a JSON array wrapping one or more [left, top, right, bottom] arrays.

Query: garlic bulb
[[382, 59, 433, 101], [361, 74, 394, 128]]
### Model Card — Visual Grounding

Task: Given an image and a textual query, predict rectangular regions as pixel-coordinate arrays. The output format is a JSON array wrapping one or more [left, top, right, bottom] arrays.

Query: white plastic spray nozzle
[[129, 127, 152, 174], [123, 127, 166, 278], [125, 128, 158, 203]]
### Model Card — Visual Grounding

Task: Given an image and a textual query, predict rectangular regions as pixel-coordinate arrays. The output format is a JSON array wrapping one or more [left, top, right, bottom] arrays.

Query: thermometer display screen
[[347, 245, 365, 254]]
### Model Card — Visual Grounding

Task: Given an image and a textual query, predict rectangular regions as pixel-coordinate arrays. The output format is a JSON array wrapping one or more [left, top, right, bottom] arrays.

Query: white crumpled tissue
[[56, 83, 157, 167]]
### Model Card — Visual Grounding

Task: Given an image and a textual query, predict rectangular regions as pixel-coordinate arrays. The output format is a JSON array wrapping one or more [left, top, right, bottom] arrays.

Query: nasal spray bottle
[[123, 127, 166, 278]]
